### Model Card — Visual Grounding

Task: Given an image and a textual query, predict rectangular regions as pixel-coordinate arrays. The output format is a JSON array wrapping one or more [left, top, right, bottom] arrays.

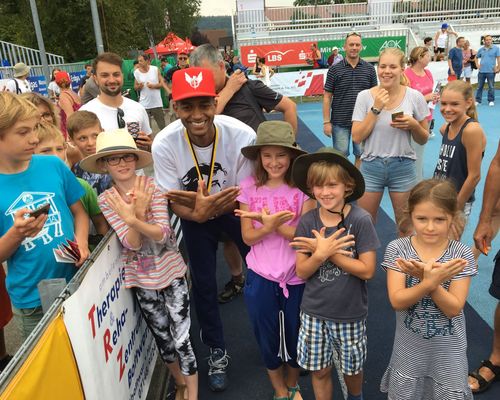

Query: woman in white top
[[352, 48, 429, 236], [434, 23, 457, 61], [48, 68, 61, 101], [256, 57, 273, 87]]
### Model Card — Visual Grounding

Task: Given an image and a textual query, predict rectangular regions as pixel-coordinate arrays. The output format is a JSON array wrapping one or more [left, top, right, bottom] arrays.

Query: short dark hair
[[424, 37, 432, 44], [85, 63, 91, 68], [456, 36, 465, 45], [92, 52, 123, 74]]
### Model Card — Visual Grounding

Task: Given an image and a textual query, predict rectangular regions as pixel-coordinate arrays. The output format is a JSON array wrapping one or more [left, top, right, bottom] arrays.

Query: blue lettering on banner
[[70, 71, 86, 92], [27, 75, 48, 97]]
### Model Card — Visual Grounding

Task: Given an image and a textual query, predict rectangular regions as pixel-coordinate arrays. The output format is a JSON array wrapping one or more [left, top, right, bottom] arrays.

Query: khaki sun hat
[[13, 62, 30, 78], [291, 147, 365, 202], [79, 129, 153, 174], [241, 121, 305, 160]]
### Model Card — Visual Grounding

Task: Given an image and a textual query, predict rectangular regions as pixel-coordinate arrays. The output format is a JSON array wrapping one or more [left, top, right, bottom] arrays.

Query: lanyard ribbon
[[184, 128, 218, 191]]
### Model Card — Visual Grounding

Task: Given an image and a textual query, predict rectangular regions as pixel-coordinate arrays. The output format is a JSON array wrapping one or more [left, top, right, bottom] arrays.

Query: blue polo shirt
[[477, 45, 500, 73]]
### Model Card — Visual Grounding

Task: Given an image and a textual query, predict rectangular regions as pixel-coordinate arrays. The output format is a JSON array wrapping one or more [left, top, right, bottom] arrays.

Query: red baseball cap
[[177, 48, 189, 56], [172, 67, 217, 102], [55, 71, 71, 85]]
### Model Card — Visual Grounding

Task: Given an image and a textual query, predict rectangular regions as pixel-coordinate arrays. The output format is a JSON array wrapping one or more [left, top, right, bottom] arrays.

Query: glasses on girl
[[103, 154, 137, 166]]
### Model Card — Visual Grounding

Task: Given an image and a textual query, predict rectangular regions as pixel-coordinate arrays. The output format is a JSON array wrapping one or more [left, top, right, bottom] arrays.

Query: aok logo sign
[[379, 39, 403, 51]]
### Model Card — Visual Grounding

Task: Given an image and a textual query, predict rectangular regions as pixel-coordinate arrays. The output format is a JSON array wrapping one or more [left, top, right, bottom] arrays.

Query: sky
[[200, 0, 294, 16]]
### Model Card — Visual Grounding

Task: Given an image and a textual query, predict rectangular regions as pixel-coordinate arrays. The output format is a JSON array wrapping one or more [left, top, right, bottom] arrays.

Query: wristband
[[323, 121, 330, 124]]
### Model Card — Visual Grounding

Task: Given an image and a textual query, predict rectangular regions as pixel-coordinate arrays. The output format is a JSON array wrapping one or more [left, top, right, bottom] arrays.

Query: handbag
[[470, 53, 477, 70]]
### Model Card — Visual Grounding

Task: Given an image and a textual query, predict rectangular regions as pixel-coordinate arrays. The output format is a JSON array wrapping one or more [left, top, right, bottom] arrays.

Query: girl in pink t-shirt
[[405, 46, 440, 181], [235, 121, 315, 400]]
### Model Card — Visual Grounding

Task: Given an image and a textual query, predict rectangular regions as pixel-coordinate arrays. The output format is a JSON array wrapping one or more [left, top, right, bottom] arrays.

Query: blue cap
[[441, 23, 449, 29]]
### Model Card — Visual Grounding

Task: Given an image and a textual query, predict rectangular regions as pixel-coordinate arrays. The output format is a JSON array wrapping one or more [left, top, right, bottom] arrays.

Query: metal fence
[[0, 62, 86, 79], [0, 40, 64, 67], [235, 0, 500, 42]]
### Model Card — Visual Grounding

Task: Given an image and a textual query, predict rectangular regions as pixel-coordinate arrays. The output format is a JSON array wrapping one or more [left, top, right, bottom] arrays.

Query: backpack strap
[[12, 79, 20, 94]]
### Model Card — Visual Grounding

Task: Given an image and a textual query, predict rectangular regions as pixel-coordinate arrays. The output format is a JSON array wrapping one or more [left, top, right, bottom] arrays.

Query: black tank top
[[433, 118, 476, 202]]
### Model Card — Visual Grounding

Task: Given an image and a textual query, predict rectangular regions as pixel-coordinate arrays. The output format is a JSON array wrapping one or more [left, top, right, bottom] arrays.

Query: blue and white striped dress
[[380, 237, 476, 400]]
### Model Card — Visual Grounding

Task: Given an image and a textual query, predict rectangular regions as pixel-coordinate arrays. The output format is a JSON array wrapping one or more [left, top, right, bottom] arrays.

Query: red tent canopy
[[144, 33, 195, 56]]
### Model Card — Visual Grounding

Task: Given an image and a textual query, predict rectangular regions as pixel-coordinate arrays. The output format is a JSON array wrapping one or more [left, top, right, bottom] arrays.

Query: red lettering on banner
[[240, 42, 316, 67], [103, 328, 113, 362], [117, 346, 125, 381], [88, 304, 96, 338]]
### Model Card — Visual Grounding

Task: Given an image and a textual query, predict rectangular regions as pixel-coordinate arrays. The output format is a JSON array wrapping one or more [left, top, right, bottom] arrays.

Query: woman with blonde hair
[[352, 48, 430, 235], [405, 46, 440, 180]]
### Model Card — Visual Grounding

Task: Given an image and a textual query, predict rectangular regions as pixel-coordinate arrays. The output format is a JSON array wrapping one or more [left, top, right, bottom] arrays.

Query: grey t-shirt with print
[[352, 86, 429, 161], [296, 205, 380, 322]]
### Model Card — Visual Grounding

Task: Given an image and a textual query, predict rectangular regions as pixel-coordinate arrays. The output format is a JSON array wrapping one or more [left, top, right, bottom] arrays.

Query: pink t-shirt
[[237, 175, 310, 297], [404, 67, 434, 120]]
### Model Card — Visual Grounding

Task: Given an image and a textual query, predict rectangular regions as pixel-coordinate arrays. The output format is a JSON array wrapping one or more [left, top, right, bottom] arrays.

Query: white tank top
[[436, 31, 448, 48]]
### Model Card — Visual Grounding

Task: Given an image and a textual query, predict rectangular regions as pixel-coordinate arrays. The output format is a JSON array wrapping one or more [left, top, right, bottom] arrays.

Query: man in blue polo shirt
[[475, 34, 500, 107], [323, 32, 377, 168]]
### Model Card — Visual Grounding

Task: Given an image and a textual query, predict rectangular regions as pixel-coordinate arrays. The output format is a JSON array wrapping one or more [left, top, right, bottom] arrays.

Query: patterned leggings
[[134, 277, 197, 375]]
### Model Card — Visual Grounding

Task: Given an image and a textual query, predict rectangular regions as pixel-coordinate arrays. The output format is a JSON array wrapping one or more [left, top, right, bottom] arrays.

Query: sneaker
[[208, 348, 229, 392], [429, 131, 435, 138], [489, 101, 495, 106], [475, 101, 480, 106], [218, 277, 244, 304]]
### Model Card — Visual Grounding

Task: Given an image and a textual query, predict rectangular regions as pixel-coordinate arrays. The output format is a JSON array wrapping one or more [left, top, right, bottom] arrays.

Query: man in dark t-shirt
[[190, 44, 297, 133]]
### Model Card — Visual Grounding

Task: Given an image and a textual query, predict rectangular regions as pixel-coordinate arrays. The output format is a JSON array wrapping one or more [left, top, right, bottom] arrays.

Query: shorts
[[331, 125, 363, 158], [12, 305, 44, 339], [434, 47, 446, 54], [463, 65, 472, 78], [297, 312, 367, 375], [360, 157, 417, 193], [489, 250, 500, 300]]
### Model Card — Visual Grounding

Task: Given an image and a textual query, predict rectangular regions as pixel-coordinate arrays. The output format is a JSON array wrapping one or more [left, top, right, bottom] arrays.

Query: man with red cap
[[152, 67, 256, 392]]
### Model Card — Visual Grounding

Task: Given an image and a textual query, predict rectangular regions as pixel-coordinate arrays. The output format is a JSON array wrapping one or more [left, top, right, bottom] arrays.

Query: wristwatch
[[371, 106, 381, 115]]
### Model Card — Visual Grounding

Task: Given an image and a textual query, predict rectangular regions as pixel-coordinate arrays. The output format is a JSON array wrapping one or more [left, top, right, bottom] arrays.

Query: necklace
[[184, 128, 219, 190]]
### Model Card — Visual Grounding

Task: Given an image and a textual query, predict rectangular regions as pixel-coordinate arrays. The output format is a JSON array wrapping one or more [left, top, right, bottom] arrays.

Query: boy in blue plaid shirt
[[290, 148, 379, 400]]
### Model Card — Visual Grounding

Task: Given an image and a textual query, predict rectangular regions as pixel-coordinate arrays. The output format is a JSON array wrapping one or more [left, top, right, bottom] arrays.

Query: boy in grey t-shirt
[[291, 148, 380, 400]]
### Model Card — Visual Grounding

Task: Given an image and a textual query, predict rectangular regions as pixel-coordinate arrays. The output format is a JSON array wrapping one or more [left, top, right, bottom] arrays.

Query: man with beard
[[81, 52, 152, 151], [152, 67, 255, 392]]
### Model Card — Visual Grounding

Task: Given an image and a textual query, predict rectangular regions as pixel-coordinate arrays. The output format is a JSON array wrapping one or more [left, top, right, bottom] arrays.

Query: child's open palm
[[130, 176, 154, 219], [104, 187, 137, 225], [417, 258, 467, 287]]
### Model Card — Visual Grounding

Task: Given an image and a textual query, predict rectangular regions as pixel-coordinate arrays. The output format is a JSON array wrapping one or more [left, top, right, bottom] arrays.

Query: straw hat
[[79, 129, 152, 174], [241, 121, 305, 160], [291, 147, 365, 202], [13, 62, 30, 78]]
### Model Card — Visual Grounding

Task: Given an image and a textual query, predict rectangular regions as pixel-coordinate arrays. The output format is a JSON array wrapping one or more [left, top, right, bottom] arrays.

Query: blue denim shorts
[[331, 125, 363, 158], [360, 157, 417, 192]]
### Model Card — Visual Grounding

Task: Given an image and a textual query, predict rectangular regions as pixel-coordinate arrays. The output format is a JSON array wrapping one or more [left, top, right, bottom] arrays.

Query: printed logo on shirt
[[5, 192, 62, 252], [181, 162, 227, 192], [434, 143, 456, 176], [318, 260, 348, 282], [405, 296, 456, 339]]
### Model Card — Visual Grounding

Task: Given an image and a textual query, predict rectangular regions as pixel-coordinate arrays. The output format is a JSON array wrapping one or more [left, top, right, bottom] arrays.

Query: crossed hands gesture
[[234, 207, 294, 233], [104, 176, 155, 224], [167, 180, 240, 223], [396, 258, 467, 288], [290, 227, 355, 261]]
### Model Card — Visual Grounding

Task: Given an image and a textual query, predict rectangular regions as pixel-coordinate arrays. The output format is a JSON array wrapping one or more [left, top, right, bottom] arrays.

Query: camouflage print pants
[[134, 277, 197, 375]]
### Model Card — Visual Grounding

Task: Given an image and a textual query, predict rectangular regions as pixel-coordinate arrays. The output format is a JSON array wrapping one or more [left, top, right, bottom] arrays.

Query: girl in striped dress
[[380, 179, 476, 400], [80, 129, 197, 400]]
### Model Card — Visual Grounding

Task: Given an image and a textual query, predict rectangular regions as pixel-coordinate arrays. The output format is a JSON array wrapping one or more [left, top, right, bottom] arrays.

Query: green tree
[[0, 0, 201, 62]]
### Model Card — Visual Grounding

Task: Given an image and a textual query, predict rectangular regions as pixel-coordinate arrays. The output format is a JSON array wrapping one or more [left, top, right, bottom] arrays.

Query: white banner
[[250, 61, 499, 98], [63, 234, 157, 400]]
